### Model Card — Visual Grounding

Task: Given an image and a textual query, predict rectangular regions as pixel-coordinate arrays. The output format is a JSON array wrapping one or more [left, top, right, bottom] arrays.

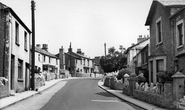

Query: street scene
[[1, 0, 185, 110]]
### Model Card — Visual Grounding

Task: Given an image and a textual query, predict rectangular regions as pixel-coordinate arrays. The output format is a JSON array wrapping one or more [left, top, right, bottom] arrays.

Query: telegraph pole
[[104, 43, 106, 56], [31, 0, 36, 90], [69, 42, 72, 76]]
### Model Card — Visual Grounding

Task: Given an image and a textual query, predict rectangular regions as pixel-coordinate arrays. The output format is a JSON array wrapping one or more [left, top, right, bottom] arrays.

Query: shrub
[[116, 68, 132, 81], [110, 76, 117, 89], [157, 70, 174, 84], [104, 76, 111, 87]]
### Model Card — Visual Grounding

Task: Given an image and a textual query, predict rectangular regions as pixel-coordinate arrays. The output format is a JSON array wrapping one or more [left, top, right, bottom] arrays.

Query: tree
[[99, 46, 127, 73]]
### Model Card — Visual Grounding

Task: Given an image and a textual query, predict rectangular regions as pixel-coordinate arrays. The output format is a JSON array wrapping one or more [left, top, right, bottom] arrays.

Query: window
[[142, 52, 145, 64], [156, 17, 162, 44], [49, 57, 51, 63], [156, 59, 164, 73], [56, 58, 58, 65], [43, 55, 46, 62], [176, 20, 184, 47], [18, 59, 23, 80], [150, 61, 153, 82], [15, 22, 19, 45], [38, 54, 40, 62], [24, 31, 27, 51]]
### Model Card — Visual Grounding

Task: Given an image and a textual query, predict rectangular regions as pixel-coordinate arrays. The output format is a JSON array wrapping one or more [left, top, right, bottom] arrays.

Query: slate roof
[[125, 37, 150, 54], [65, 52, 82, 60], [145, 0, 185, 25], [35, 47, 58, 58], [158, 0, 185, 6]]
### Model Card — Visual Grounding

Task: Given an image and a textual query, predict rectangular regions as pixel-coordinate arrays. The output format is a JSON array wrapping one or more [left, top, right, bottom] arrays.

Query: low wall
[[122, 86, 129, 95], [0, 83, 9, 98], [134, 90, 163, 106]]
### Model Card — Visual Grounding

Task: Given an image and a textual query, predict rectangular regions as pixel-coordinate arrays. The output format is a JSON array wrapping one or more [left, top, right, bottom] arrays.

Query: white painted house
[[1, 5, 32, 93], [35, 44, 59, 80], [125, 36, 150, 73]]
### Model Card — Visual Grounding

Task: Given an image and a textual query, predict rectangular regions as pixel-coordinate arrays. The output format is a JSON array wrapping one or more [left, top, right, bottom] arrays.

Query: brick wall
[[149, 3, 175, 70]]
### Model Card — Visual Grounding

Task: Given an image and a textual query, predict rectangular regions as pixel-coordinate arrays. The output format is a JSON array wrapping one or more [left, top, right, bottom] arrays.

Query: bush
[[104, 76, 111, 87], [116, 68, 132, 81], [110, 76, 117, 89], [157, 70, 174, 84]]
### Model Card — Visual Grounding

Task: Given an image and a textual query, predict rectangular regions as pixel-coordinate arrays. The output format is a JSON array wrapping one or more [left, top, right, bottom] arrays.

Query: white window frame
[[156, 17, 162, 45], [176, 19, 184, 48]]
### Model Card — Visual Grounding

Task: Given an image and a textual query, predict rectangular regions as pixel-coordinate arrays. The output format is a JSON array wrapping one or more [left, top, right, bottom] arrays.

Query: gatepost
[[128, 73, 137, 96], [172, 71, 185, 109]]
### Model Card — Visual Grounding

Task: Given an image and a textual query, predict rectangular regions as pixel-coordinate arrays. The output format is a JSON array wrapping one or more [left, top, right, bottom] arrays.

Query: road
[[3, 78, 144, 110]]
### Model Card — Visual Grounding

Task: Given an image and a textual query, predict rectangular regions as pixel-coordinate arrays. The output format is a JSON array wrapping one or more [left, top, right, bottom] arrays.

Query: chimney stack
[[77, 49, 82, 54], [36, 44, 41, 48], [42, 44, 48, 51]]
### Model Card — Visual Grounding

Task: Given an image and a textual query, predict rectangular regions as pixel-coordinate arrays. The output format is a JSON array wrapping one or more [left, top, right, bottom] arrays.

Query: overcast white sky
[[1, 0, 152, 58]]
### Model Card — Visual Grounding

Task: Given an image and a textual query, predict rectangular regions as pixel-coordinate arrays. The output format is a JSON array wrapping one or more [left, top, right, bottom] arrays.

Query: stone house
[[57, 45, 94, 77], [145, 0, 185, 83], [170, 7, 185, 75], [35, 44, 59, 80], [0, 2, 31, 97], [125, 35, 149, 73]]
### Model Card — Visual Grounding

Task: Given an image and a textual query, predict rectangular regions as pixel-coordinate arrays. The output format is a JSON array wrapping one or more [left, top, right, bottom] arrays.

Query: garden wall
[[0, 83, 9, 98]]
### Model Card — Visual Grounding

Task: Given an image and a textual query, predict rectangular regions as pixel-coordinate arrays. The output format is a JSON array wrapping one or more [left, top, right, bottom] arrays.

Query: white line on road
[[91, 100, 119, 102]]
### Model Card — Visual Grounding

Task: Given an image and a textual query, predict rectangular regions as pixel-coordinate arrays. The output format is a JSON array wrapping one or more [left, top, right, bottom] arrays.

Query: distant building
[[125, 35, 150, 73], [57, 45, 94, 77], [0, 3, 31, 97], [94, 56, 104, 74], [35, 44, 59, 80]]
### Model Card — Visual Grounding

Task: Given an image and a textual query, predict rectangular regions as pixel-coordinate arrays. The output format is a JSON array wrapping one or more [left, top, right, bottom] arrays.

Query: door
[[10, 55, 15, 90]]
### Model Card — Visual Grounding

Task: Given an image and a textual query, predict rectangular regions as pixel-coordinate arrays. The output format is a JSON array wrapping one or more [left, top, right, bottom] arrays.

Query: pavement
[[98, 80, 168, 110], [0, 77, 73, 110], [0, 77, 168, 110]]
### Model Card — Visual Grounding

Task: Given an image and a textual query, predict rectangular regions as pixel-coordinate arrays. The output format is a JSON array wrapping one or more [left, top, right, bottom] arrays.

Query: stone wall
[[122, 86, 129, 95], [133, 82, 174, 109], [0, 83, 9, 98]]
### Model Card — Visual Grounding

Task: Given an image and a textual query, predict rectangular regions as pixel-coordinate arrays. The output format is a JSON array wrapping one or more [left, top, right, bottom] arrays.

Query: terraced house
[[145, 0, 185, 83], [57, 45, 94, 77], [35, 44, 60, 81], [0, 3, 31, 98]]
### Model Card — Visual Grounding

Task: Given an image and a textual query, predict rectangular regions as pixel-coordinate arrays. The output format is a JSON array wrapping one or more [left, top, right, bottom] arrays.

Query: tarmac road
[[40, 78, 144, 110], [3, 78, 144, 110]]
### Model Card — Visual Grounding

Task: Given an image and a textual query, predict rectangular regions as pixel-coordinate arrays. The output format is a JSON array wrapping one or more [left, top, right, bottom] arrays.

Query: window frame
[[18, 59, 23, 81], [15, 21, 20, 45], [156, 59, 164, 73], [24, 31, 28, 51], [176, 19, 184, 48], [156, 17, 162, 45]]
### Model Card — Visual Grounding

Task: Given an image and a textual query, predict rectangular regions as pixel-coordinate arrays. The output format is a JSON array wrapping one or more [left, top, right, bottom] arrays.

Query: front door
[[10, 55, 15, 91]]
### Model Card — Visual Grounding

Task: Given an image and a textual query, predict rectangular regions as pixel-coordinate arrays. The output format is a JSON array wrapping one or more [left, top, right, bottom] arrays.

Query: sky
[[1, 0, 153, 58]]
